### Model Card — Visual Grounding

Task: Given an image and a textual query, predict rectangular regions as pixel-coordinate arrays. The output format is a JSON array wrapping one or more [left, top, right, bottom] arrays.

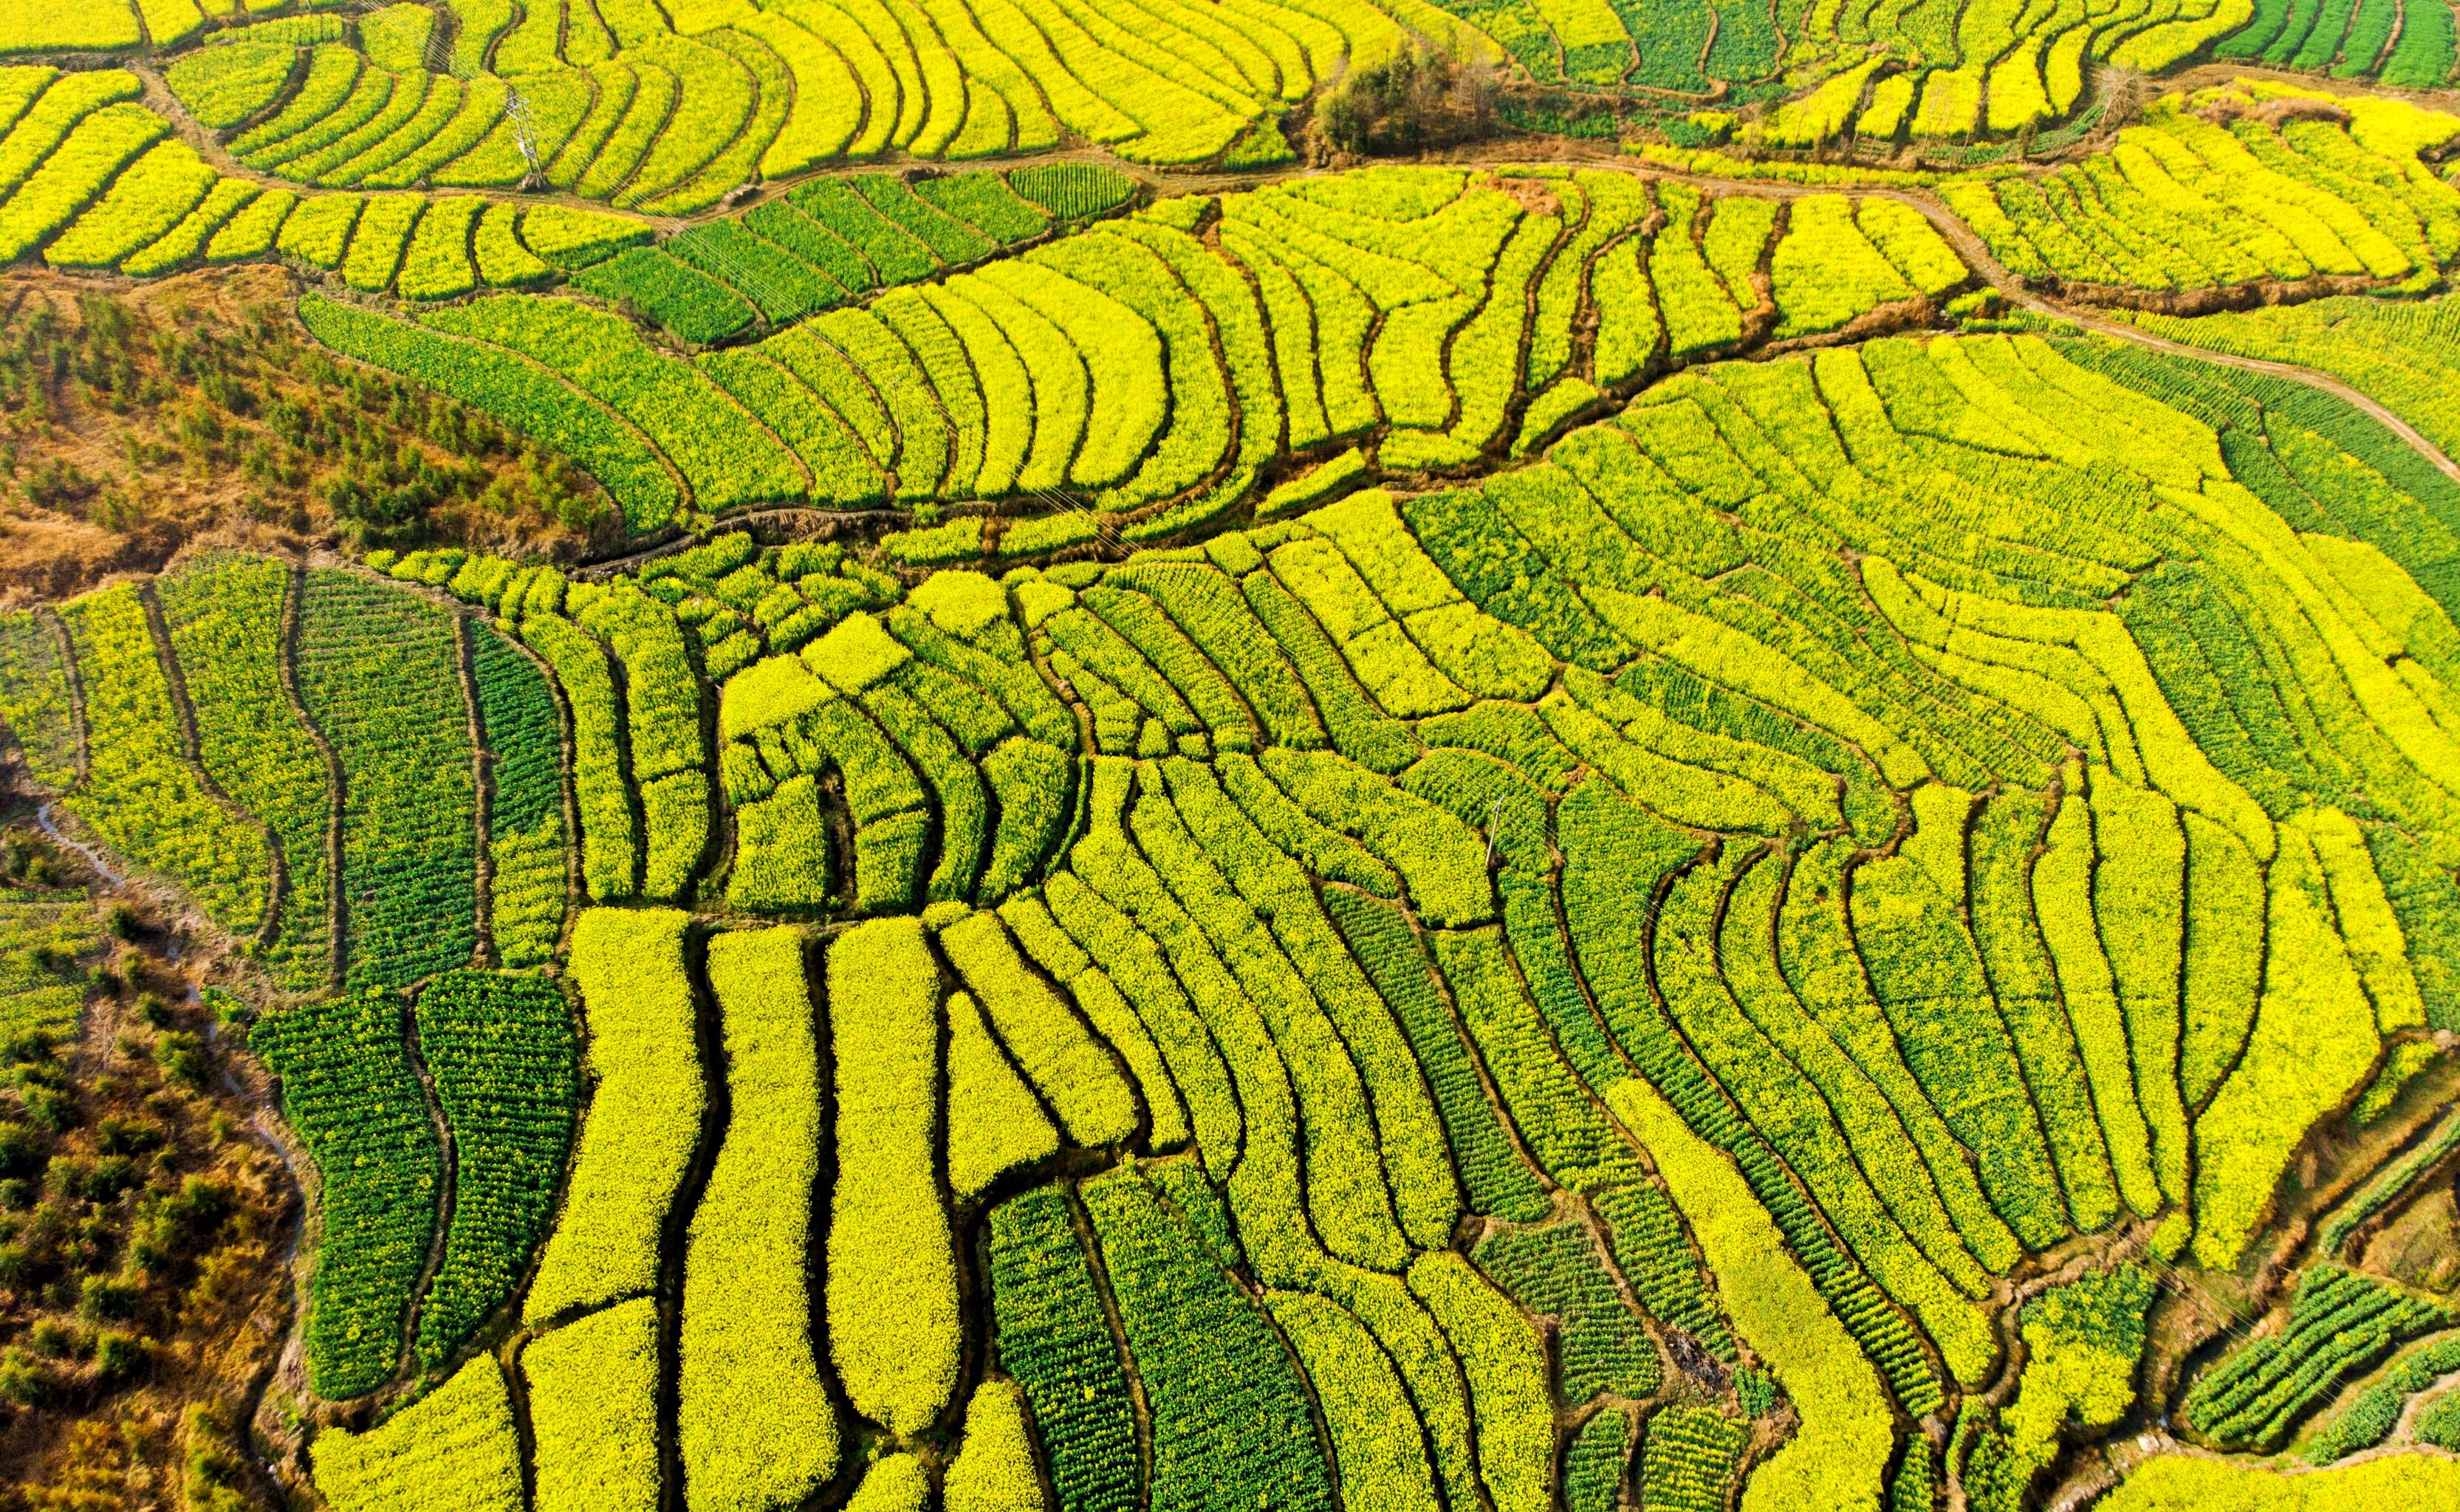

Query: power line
[[1029, 484, 1120, 554]]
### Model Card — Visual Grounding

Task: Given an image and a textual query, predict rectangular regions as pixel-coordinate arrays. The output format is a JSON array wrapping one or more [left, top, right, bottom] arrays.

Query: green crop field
[[4, 0, 2460, 1508]]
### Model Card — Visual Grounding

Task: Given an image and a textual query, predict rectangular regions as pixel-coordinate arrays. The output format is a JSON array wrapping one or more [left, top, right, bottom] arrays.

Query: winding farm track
[[1455, 148, 2460, 495], [1150, 125, 2460, 498], [119, 30, 2460, 518], [1879, 184, 2460, 489], [2015, 296, 2460, 489]]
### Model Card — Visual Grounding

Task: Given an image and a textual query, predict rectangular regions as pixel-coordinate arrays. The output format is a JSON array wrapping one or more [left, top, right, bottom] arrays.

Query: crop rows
[[2184, 1264, 2458, 1449], [2218, 0, 2458, 86], [10, 0, 2425, 199], [682, 927, 839, 1509], [250, 989, 443, 1399], [524, 1296, 660, 1512], [409, 971, 578, 1368], [1082, 1164, 1336, 1510], [2320, 1107, 2460, 1257], [37, 304, 2460, 1512], [826, 915, 962, 1434], [1942, 82, 2460, 297], [253, 967, 586, 1412], [1412, 330, 2457, 1274], [574, 164, 1132, 346], [52, 583, 270, 941], [375, 543, 729, 919], [309, 1355, 524, 1512], [297, 568, 478, 988], [0, 61, 654, 287], [2120, 290, 2460, 484], [2306, 1333, 2460, 1462], [8, 0, 1483, 219], [1962, 1268, 2155, 1512], [982, 1161, 1555, 1512], [945, 1380, 1047, 1511], [946, 983, 1059, 1201], [523, 908, 699, 1323], [307, 165, 1970, 546], [0, 609, 78, 791], [0, 554, 603, 993], [684, 331, 2450, 1512], [710, 590, 1075, 917], [1640, 1404, 1750, 1512], [467, 623, 567, 967], [156, 552, 334, 990], [1473, 1221, 1662, 1402], [1565, 1406, 1633, 1512], [10, 27, 2459, 1488], [984, 1185, 1141, 1512], [0, 889, 106, 1044]]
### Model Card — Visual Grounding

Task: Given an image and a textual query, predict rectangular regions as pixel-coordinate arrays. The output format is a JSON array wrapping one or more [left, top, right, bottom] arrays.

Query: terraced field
[[4, 3, 2460, 1511]]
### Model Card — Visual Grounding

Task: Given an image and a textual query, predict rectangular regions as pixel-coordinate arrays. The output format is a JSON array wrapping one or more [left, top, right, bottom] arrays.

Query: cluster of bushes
[[0, 281, 611, 595], [1309, 41, 1497, 159], [0, 870, 282, 1498]]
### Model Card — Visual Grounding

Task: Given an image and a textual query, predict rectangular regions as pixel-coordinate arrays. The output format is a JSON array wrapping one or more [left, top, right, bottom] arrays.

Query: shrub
[[1309, 41, 1496, 158]]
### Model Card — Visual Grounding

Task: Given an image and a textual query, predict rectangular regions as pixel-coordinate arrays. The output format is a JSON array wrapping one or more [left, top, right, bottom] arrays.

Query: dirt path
[[1502, 153, 2460, 492], [2010, 291, 2460, 489], [1864, 186, 2460, 488], [976, 142, 2460, 501]]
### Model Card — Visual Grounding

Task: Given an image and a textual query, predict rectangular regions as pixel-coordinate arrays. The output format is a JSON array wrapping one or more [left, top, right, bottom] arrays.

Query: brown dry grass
[[0, 822, 292, 1510], [0, 264, 617, 609]]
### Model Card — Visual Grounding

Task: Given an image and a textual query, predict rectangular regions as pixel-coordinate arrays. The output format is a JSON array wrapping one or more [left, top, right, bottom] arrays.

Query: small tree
[[2097, 64, 2147, 131], [1310, 38, 1498, 159]]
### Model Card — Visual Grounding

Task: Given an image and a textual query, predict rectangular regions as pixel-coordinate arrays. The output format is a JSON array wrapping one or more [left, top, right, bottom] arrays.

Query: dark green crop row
[[251, 990, 442, 1399], [409, 972, 578, 1369]]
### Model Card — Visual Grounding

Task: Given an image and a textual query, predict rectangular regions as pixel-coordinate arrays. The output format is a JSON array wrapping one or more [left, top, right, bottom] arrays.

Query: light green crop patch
[[908, 569, 1010, 637], [1011, 576, 1076, 630], [719, 653, 833, 742], [804, 611, 910, 692]]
